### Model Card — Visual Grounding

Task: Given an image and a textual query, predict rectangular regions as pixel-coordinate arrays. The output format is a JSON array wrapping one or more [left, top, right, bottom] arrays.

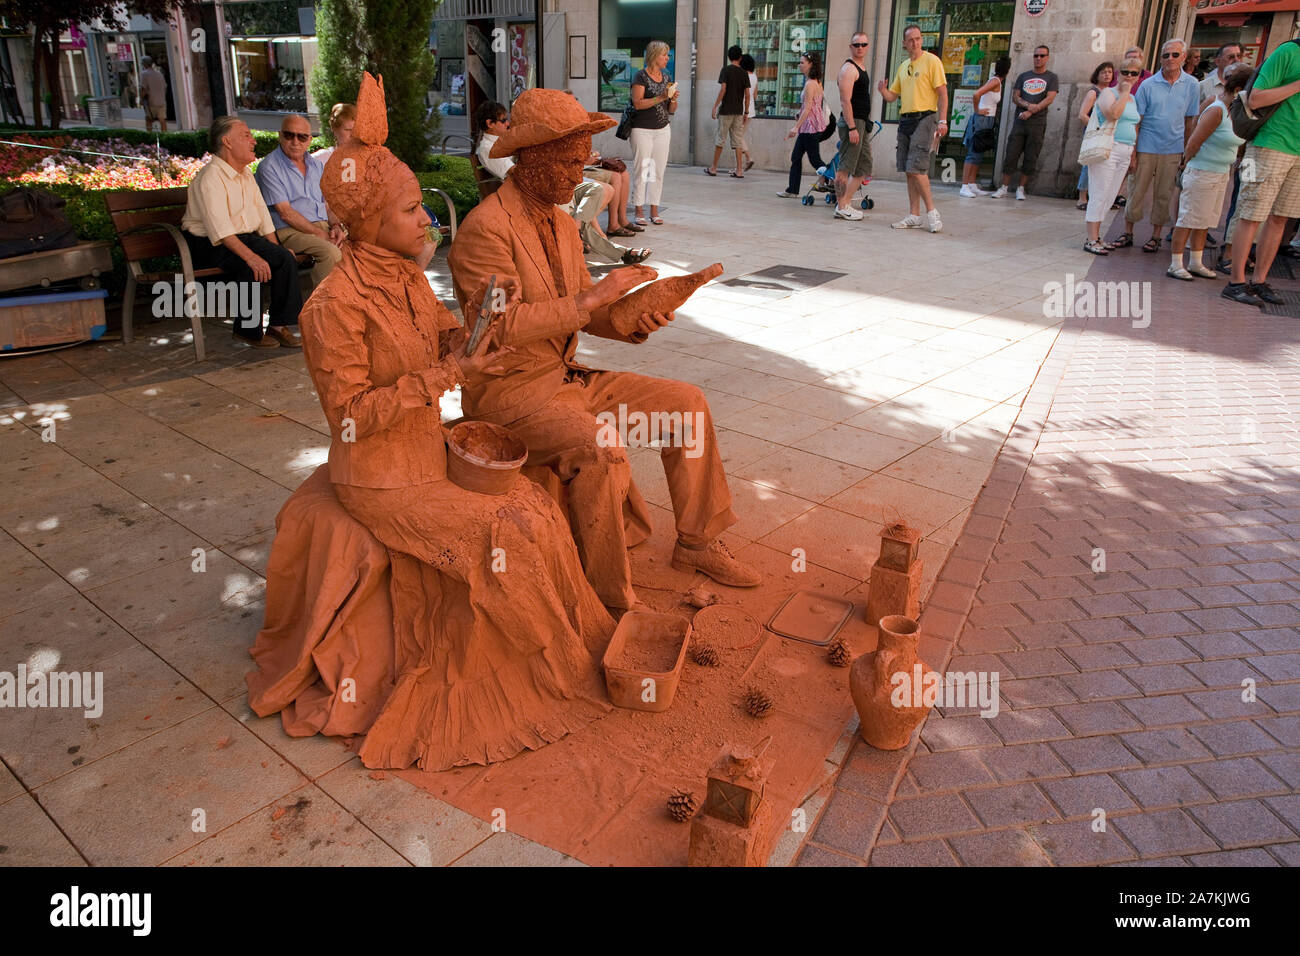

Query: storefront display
[[225, 0, 316, 115], [598, 0, 676, 112], [727, 1, 829, 119]]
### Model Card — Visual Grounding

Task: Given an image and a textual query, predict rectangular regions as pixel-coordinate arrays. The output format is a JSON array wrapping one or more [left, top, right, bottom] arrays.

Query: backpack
[[1228, 38, 1300, 142], [0, 187, 77, 261]]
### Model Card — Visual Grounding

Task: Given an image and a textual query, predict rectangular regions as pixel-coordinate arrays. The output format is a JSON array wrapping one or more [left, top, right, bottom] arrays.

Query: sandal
[[1083, 239, 1109, 255], [621, 248, 652, 265], [1076, 201, 1088, 210], [730, 171, 744, 178], [633, 216, 649, 227], [625, 221, 645, 232], [704, 168, 718, 177], [1114, 196, 1127, 207], [608, 226, 637, 238], [1142, 237, 1161, 253], [1109, 233, 1133, 249], [650, 216, 664, 225]]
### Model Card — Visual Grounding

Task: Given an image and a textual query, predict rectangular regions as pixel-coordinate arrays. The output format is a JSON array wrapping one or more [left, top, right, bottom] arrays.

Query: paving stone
[[795, 843, 864, 866], [1189, 721, 1285, 758], [976, 742, 1070, 783], [1186, 848, 1279, 866], [1189, 800, 1297, 849], [965, 782, 1059, 828], [1052, 735, 1144, 774], [1028, 819, 1137, 865], [1186, 757, 1291, 801], [1119, 694, 1208, 729], [810, 790, 887, 857], [888, 792, 981, 840], [1054, 701, 1145, 736], [868, 839, 958, 867], [907, 749, 995, 792], [1041, 773, 1135, 818], [921, 714, 1002, 752], [987, 708, 1073, 745], [1114, 766, 1214, 809], [948, 829, 1051, 866], [1263, 794, 1300, 834], [1059, 670, 1141, 701], [1111, 810, 1219, 858]]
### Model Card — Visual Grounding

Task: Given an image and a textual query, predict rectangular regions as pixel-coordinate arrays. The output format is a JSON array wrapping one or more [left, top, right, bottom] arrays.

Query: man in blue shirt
[[255, 114, 343, 287], [1121, 39, 1200, 252]]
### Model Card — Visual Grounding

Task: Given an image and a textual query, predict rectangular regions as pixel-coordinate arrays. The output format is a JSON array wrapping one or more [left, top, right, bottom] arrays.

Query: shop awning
[[1195, 0, 1300, 16]]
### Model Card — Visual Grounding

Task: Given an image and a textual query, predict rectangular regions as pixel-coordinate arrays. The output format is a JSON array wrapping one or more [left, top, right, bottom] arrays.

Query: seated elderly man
[[255, 113, 344, 287], [182, 116, 302, 348], [449, 88, 760, 612]]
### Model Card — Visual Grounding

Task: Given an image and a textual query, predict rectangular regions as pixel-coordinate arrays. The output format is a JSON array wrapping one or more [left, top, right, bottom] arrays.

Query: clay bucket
[[445, 420, 528, 495]]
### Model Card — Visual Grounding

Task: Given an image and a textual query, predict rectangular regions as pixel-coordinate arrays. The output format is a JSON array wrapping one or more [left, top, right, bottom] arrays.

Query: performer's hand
[[636, 310, 674, 334], [467, 274, 522, 319], [578, 264, 657, 312], [456, 333, 515, 378]]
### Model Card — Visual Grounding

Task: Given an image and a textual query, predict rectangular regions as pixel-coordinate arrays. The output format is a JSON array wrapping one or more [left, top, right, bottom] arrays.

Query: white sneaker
[[1016, 186, 1027, 201], [891, 214, 923, 229], [926, 209, 943, 233], [990, 185, 1008, 199], [834, 206, 864, 221], [970, 184, 990, 196], [959, 184, 977, 198]]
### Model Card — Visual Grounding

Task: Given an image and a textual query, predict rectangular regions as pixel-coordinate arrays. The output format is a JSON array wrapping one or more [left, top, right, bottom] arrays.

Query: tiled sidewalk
[[801, 236, 1300, 866]]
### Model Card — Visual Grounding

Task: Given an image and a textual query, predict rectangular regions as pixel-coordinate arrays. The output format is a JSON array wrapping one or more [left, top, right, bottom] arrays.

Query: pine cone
[[691, 641, 721, 667], [743, 685, 774, 719], [827, 638, 852, 667], [667, 788, 698, 822]]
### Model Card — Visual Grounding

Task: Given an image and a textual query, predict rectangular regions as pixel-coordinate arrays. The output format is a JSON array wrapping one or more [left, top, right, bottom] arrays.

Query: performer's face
[[374, 169, 431, 259], [515, 132, 591, 205]]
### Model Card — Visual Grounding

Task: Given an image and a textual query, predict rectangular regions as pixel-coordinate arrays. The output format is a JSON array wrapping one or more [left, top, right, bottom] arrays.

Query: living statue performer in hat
[[249, 74, 615, 772], [449, 88, 762, 612]]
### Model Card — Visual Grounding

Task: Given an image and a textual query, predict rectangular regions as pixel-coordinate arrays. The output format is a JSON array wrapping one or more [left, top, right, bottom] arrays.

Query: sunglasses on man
[[281, 131, 311, 142], [851, 42, 869, 48], [1033, 53, 1048, 58], [1120, 70, 1141, 76], [1161, 51, 1182, 59]]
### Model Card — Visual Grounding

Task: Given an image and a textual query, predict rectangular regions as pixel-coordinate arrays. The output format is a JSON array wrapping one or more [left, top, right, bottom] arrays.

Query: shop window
[[231, 38, 314, 112], [726, 1, 828, 119], [598, 0, 676, 112]]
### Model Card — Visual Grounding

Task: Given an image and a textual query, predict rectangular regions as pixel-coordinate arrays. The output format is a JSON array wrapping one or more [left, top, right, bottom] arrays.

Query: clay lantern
[[878, 523, 920, 573], [703, 739, 771, 828]]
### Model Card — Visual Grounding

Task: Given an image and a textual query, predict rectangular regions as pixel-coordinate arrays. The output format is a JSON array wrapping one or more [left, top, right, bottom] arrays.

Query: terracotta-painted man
[[449, 88, 760, 610]]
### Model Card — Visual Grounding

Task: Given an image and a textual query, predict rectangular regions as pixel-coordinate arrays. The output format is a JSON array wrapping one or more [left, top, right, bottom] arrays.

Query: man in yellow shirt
[[878, 25, 948, 232]]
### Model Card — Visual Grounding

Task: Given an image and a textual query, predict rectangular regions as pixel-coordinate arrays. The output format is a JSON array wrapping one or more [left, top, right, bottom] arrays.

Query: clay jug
[[608, 262, 724, 335], [849, 615, 931, 751]]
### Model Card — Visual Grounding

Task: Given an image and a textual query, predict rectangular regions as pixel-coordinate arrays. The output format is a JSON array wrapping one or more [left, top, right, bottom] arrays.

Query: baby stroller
[[802, 120, 881, 210]]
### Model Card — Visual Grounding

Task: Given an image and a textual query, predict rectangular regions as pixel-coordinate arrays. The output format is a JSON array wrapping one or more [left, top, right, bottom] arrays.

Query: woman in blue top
[[1083, 56, 1143, 255], [1168, 64, 1249, 279]]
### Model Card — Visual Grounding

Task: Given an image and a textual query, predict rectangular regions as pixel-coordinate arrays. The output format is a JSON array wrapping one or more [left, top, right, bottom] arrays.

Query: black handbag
[[1229, 38, 1299, 141], [0, 187, 77, 260], [615, 101, 634, 141]]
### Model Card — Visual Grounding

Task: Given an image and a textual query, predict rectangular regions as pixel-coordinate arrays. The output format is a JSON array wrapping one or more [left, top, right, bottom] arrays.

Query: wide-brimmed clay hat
[[488, 88, 616, 158]]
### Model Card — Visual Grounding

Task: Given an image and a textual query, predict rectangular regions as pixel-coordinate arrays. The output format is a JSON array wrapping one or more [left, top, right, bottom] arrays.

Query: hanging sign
[[1024, 0, 1048, 16]]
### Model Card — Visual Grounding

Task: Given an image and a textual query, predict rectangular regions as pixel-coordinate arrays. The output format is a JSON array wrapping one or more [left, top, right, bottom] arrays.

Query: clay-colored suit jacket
[[448, 178, 646, 425]]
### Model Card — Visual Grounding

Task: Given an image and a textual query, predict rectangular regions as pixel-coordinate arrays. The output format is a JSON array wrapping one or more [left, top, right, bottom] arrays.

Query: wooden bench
[[104, 187, 315, 362], [470, 154, 502, 201]]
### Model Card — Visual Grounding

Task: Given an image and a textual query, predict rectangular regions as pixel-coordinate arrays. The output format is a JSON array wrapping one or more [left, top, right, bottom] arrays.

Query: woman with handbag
[[1074, 62, 1116, 209], [629, 40, 678, 226], [960, 56, 1010, 197], [1082, 56, 1143, 255], [1167, 64, 1249, 279], [777, 53, 828, 198]]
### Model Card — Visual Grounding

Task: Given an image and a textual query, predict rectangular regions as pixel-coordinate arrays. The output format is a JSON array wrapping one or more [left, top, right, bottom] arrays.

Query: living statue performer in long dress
[[250, 73, 614, 772]]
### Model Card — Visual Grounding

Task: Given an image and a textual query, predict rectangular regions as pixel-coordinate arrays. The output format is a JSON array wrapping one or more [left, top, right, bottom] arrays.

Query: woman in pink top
[[778, 52, 828, 198]]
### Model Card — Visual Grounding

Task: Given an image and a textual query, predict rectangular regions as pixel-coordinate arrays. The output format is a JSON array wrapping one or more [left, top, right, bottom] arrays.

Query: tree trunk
[[44, 39, 63, 129]]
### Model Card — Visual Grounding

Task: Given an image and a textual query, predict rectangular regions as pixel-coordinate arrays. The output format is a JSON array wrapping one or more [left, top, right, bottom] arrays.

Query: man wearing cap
[[448, 88, 761, 612]]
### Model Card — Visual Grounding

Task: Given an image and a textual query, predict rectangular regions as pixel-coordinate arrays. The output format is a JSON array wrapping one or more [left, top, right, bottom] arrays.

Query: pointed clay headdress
[[322, 72, 410, 244]]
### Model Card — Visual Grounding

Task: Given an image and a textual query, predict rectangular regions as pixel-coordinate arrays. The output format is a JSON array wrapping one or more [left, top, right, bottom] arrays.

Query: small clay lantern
[[702, 739, 771, 828], [877, 523, 920, 573]]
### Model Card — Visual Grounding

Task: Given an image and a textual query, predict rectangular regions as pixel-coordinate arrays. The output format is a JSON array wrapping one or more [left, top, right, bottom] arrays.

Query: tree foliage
[[312, 0, 439, 170], [0, 0, 200, 128]]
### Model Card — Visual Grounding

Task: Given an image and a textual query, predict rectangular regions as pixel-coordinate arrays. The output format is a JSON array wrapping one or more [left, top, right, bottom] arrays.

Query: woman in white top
[[960, 56, 1010, 197], [739, 53, 758, 172], [473, 101, 515, 181], [1074, 62, 1115, 209]]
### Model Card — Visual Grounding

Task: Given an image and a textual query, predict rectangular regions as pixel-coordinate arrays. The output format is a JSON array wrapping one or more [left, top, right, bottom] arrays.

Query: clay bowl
[[445, 420, 528, 495]]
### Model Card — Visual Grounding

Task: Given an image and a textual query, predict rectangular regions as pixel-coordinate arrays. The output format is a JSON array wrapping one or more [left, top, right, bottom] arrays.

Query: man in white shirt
[[182, 116, 302, 348], [1199, 43, 1242, 109]]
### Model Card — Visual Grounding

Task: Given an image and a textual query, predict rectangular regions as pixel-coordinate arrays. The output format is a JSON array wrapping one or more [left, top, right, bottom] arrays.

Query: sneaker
[[1015, 186, 1026, 201], [925, 209, 943, 233], [891, 213, 923, 229], [776, 191, 798, 198], [834, 206, 864, 221], [672, 539, 761, 588], [1249, 282, 1285, 305], [1222, 282, 1264, 306], [969, 184, 990, 196], [959, 184, 976, 197], [990, 185, 1008, 199]]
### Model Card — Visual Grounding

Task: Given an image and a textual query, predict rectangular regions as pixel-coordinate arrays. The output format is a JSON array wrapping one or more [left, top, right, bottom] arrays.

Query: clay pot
[[849, 615, 931, 751], [445, 420, 528, 495]]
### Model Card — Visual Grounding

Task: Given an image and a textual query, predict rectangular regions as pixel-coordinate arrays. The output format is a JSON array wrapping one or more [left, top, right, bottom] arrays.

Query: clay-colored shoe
[[265, 326, 302, 349], [672, 539, 761, 588]]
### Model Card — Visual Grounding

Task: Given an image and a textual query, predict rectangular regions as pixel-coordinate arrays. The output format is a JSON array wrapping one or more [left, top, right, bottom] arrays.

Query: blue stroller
[[802, 120, 881, 209]]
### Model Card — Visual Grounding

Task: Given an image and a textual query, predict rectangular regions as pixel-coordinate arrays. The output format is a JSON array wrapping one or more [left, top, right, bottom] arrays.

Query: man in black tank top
[[834, 32, 874, 220]]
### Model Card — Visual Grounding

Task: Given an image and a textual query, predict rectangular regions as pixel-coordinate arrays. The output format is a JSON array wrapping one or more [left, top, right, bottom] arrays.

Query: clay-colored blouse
[[300, 240, 462, 489]]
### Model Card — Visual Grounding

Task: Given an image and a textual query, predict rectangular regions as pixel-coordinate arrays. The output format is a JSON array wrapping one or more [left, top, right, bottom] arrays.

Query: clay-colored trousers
[[506, 369, 738, 609]]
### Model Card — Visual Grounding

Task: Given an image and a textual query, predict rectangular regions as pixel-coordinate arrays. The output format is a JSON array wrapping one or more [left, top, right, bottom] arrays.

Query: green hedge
[[416, 156, 478, 226]]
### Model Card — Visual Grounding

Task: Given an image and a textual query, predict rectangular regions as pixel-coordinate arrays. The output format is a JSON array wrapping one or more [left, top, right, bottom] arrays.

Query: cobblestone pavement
[[802, 226, 1300, 866]]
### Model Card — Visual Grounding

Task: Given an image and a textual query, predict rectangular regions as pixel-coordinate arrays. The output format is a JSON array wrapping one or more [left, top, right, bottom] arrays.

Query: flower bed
[[0, 134, 207, 189]]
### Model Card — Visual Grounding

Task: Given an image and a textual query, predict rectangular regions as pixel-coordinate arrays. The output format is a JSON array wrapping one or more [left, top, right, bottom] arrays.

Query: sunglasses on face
[[281, 131, 311, 142], [1161, 52, 1182, 59], [1033, 53, 1048, 58], [1120, 70, 1140, 76], [851, 42, 869, 48]]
